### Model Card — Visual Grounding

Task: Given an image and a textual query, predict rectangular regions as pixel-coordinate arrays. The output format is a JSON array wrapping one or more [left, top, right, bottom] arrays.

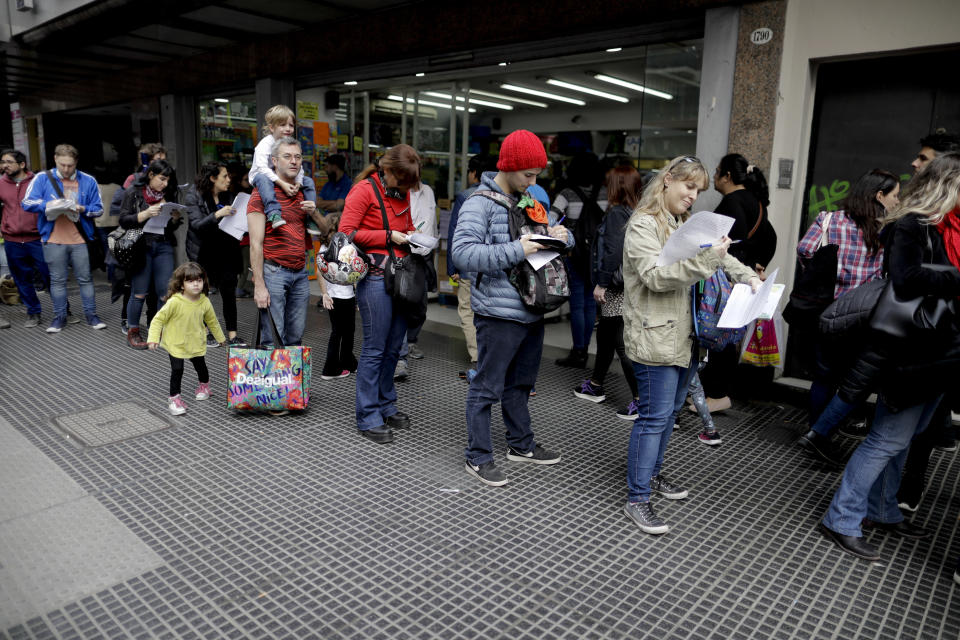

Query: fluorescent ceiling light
[[387, 95, 475, 113], [593, 74, 673, 100], [415, 72, 425, 77], [423, 91, 513, 110], [469, 89, 547, 108], [214, 98, 230, 103], [500, 84, 585, 106], [343, 81, 358, 86], [498, 62, 508, 66], [545, 78, 628, 103], [606, 47, 622, 52]]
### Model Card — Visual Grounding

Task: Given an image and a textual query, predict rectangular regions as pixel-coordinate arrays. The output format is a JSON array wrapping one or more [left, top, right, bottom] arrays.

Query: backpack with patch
[[568, 185, 604, 280], [472, 189, 570, 314]]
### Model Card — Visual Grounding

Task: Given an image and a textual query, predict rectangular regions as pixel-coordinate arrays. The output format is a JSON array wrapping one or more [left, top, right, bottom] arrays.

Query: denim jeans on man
[[5, 239, 50, 315], [566, 259, 596, 350], [42, 242, 97, 320], [627, 356, 696, 502], [464, 314, 543, 465], [822, 395, 942, 536], [355, 275, 407, 430], [259, 262, 310, 346], [127, 240, 174, 327]]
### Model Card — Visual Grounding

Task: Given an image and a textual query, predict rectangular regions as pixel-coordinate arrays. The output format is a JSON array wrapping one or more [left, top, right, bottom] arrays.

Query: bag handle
[[818, 212, 833, 250], [367, 176, 398, 264], [746, 201, 764, 240], [254, 306, 285, 348]]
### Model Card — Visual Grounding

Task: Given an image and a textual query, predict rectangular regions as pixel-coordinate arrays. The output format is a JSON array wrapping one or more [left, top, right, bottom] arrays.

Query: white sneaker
[[168, 395, 187, 415]]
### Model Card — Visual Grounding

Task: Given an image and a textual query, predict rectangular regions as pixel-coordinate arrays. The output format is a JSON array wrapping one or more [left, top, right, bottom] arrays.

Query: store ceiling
[[0, 0, 412, 98]]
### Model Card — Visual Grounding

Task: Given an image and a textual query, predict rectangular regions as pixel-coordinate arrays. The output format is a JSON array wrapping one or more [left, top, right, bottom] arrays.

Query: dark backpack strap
[[366, 176, 397, 263], [471, 189, 517, 211], [45, 170, 65, 198]]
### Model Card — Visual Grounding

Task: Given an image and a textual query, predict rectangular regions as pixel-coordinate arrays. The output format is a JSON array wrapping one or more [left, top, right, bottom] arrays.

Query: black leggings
[[591, 315, 638, 397], [169, 355, 209, 397], [323, 297, 358, 376]]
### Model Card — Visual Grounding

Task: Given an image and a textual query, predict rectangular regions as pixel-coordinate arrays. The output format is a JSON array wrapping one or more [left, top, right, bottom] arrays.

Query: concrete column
[[694, 6, 740, 213], [159, 94, 198, 266], [255, 77, 295, 134]]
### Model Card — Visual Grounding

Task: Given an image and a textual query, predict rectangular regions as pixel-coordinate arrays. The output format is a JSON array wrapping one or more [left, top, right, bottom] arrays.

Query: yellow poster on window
[[297, 101, 319, 121]]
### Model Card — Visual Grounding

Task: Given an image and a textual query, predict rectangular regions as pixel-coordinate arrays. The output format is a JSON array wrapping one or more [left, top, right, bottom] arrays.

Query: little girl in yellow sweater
[[148, 262, 226, 415]]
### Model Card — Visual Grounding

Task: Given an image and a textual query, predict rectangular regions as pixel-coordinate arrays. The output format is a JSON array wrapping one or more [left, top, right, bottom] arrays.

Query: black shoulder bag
[[46, 170, 106, 271], [367, 177, 427, 307]]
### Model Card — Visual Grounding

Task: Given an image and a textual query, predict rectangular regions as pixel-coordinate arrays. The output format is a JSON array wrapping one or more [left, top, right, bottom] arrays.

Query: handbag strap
[[47, 169, 88, 240], [818, 212, 833, 250], [367, 177, 398, 263], [746, 201, 764, 240], [254, 307, 285, 348]]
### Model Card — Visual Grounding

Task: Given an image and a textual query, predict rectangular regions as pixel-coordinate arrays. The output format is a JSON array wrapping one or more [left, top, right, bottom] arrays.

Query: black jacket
[[715, 189, 777, 268], [594, 203, 631, 289], [835, 214, 960, 410], [183, 186, 240, 276], [118, 180, 183, 246]]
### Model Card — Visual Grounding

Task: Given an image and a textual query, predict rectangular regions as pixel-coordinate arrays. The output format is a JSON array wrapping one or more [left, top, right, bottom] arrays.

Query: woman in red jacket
[[339, 144, 419, 444]]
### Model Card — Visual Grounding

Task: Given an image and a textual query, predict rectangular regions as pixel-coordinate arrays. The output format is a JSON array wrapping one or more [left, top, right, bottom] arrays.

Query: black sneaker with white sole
[[624, 501, 669, 534], [651, 474, 688, 499], [506, 444, 561, 465], [465, 461, 508, 486]]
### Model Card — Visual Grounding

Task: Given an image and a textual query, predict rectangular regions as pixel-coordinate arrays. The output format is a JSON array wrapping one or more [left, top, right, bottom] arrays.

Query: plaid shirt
[[797, 210, 883, 298]]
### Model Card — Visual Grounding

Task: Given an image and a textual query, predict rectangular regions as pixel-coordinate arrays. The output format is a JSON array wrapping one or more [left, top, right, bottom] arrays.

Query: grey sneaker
[[24, 314, 41, 328], [651, 474, 688, 500], [465, 461, 508, 487], [407, 343, 425, 359], [393, 359, 409, 380], [506, 444, 561, 465], [624, 501, 669, 534]]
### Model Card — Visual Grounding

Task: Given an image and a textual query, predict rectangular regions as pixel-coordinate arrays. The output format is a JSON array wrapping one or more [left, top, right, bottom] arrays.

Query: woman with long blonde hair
[[819, 152, 960, 562], [621, 156, 760, 534]]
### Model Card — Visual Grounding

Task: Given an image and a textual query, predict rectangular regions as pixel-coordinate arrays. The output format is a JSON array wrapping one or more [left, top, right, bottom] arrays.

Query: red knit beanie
[[497, 129, 547, 171]]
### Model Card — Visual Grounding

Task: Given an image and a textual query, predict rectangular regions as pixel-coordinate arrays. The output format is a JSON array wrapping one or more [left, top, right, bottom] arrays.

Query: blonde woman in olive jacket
[[622, 156, 760, 535]]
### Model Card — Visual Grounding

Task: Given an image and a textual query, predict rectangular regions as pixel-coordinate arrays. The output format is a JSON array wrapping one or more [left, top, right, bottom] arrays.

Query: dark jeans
[[627, 352, 696, 502], [591, 315, 637, 397], [566, 260, 596, 350], [127, 240, 174, 328], [355, 275, 407, 430], [699, 343, 738, 398], [464, 314, 543, 465], [323, 296, 358, 376], [211, 270, 239, 333], [169, 355, 209, 396], [3, 239, 49, 315]]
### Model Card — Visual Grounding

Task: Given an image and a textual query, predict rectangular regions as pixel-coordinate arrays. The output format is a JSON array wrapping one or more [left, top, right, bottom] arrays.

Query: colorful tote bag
[[227, 309, 311, 411]]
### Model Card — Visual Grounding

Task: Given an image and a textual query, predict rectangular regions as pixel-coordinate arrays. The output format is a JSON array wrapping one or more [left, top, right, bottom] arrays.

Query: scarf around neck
[[934, 207, 960, 270], [143, 185, 165, 204]]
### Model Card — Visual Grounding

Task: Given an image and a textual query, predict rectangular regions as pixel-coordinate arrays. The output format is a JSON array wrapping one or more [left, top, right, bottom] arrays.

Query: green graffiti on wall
[[808, 173, 911, 217]]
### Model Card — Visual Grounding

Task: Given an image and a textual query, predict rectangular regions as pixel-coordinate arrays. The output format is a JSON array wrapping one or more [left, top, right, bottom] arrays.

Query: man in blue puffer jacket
[[451, 129, 574, 487]]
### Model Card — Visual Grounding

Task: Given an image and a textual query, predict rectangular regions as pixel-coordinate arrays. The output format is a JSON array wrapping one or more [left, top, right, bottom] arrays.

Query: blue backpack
[[696, 270, 747, 351]]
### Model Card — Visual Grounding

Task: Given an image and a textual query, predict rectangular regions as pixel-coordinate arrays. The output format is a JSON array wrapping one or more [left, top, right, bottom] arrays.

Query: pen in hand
[[700, 240, 742, 248]]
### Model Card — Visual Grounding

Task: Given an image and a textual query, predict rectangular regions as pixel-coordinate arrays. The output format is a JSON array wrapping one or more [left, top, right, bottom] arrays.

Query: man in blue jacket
[[22, 144, 105, 332], [451, 129, 572, 486]]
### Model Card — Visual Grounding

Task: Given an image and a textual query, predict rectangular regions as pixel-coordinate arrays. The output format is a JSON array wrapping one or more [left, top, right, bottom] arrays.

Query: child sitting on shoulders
[[148, 262, 226, 415], [248, 104, 317, 229]]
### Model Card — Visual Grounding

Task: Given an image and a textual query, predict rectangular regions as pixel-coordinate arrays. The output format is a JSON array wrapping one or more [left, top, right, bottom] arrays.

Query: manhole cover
[[52, 401, 176, 447]]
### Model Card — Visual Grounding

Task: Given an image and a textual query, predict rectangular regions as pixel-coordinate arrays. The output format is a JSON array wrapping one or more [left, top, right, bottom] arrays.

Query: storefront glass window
[[199, 96, 258, 167]]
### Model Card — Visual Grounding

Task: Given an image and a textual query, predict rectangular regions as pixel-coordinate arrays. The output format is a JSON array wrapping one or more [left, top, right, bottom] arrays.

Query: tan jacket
[[623, 212, 757, 367]]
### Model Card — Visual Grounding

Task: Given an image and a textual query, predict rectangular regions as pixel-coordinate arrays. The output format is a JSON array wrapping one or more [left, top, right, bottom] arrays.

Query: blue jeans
[[627, 356, 696, 501], [464, 315, 543, 465], [42, 242, 97, 319], [252, 174, 317, 215], [822, 395, 942, 536], [5, 239, 50, 315], [811, 394, 857, 438], [355, 275, 407, 430], [259, 262, 310, 346], [127, 240, 174, 327], [566, 259, 596, 350]]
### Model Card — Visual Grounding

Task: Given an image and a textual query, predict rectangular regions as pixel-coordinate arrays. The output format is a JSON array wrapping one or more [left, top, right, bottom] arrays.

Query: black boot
[[797, 430, 844, 468], [556, 347, 588, 368]]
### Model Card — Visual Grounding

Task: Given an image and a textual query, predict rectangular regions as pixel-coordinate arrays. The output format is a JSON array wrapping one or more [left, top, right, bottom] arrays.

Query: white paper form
[[142, 210, 171, 234], [717, 268, 783, 328], [656, 211, 734, 267], [526, 250, 559, 271], [218, 193, 251, 240]]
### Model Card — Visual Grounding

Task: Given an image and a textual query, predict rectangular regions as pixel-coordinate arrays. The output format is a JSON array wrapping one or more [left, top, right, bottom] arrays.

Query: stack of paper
[[717, 268, 784, 328], [656, 211, 734, 266], [218, 193, 251, 240]]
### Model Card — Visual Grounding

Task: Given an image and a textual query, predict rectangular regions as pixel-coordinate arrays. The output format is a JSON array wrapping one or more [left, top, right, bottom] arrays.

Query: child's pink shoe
[[168, 395, 187, 415], [195, 383, 211, 401]]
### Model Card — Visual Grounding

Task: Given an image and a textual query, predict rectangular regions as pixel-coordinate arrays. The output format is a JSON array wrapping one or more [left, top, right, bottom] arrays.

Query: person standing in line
[[697, 154, 776, 413], [338, 145, 420, 444], [147, 262, 226, 416], [248, 137, 322, 348], [451, 129, 572, 486], [910, 132, 960, 174], [316, 154, 352, 215], [21, 144, 107, 333], [573, 165, 643, 420], [620, 156, 759, 534], [248, 105, 317, 230], [317, 225, 358, 381], [0, 148, 49, 328]]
